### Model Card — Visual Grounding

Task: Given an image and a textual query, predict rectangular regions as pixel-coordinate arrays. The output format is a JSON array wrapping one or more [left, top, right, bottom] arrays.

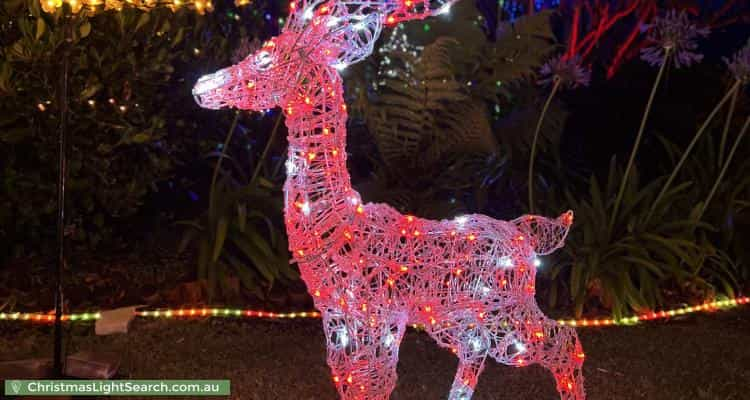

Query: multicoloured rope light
[[555, 296, 750, 327], [2, 296, 748, 327], [137, 308, 322, 319], [0, 311, 102, 322]]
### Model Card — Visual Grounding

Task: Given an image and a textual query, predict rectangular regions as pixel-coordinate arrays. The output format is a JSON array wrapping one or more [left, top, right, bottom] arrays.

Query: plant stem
[[209, 112, 241, 219], [646, 80, 741, 222], [528, 76, 561, 214], [608, 50, 670, 235], [697, 116, 750, 222], [250, 112, 284, 186], [718, 80, 740, 167]]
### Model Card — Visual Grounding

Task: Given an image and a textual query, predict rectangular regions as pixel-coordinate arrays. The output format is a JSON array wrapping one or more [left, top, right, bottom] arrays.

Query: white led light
[[436, 3, 452, 15], [384, 333, 394, 347], [499, 256, 513, 268], [256, 51, 273, 70], [455, 216, 468, 225], [303, 7, 314, 20], [285, 159, 297, 175], [338, 329, 349, 347], [193, 70, 227, 95], [533, 258, 542, 268], [301, 202, 311, 216]]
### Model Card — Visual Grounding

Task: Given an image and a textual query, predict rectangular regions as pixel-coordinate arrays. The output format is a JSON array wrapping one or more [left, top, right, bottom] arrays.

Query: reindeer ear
[[384, 0, 457, 25], [329, 9, 385, 68]]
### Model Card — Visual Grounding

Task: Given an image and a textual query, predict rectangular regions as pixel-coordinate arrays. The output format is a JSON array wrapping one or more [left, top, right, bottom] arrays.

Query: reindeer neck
[[282, 77, 360, 260]]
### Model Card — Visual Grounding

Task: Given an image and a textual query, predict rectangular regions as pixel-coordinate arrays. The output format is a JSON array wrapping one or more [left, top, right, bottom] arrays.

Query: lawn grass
[[1, 307, 748, 399]]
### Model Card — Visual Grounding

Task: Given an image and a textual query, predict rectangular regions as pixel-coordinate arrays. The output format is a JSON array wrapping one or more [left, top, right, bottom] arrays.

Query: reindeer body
[[193, 1, 585, 399]]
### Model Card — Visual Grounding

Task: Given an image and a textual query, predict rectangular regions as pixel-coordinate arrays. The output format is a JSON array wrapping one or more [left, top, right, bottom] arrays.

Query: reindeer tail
[[511, 211, 574, 256]]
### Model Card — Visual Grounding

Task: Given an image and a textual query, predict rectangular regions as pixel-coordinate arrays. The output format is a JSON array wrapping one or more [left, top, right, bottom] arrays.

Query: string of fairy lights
[[35, 0, 563, 19], [41, 0, 215, 14], [2, 296, 747, 328]]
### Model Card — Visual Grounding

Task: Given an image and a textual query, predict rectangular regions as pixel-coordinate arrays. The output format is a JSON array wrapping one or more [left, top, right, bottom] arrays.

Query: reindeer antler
[[283, 1, 460, 68], [385, 0, 458, 24]]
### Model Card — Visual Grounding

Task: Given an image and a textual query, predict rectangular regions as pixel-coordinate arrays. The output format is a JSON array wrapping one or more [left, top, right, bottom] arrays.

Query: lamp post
[[53, 9, 72, 377]]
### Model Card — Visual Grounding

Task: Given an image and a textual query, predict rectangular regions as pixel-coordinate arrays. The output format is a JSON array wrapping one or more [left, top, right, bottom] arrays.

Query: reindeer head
[[193, 0, 458, 111]]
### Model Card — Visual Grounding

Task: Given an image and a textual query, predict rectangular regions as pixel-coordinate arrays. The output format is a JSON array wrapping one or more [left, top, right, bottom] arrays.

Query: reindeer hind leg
[[484, 307, 585, 400], [448, 353, 488, 400], [444, 325, 491, 400]]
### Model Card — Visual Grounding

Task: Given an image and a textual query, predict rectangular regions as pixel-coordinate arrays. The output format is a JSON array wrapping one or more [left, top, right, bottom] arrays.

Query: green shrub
[[541, 160, 736, 319], [0, 0, 236, 258]]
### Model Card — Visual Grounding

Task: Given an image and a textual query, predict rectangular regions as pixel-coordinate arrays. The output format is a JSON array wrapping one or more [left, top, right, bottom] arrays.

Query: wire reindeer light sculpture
[[192, 1, 585, 399]]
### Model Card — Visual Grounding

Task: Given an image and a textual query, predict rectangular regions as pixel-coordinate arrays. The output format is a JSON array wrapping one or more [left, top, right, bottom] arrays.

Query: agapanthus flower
[[640, 9, 710, 69], [724, 40, 750, 83], [231, 36, 261, 64], [538, 55, 591, 89]]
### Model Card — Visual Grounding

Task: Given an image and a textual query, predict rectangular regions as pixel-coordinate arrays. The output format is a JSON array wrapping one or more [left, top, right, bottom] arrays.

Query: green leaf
[[35, 18, 46, 41], [79, 21, 91, 39], [570, 261, 583, 296], [28, 0, 41, 17], [246, 229, 275, 258], [212, 216, 228, 262], [237, 203, 247, 233], [132, 133, 151, 143], [548, 282, 558, 308], [171, 27, 184, 48], [226, 253, 264, 299], [135, 13, 150, 32], [79, 83, 102, 100], [229, 234, 276, 284], [159, 19, 171, 35], [622, 256, 665, 278]]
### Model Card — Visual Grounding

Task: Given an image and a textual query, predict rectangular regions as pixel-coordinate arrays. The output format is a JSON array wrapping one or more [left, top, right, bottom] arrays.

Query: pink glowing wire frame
[[192, 1, 585, 399]]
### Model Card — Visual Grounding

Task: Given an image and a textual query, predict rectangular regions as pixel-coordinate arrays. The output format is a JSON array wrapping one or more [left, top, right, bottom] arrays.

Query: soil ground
[[1, 307, 749, 399]]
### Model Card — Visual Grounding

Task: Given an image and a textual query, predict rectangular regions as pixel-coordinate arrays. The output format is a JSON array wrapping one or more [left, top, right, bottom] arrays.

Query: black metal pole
[[54, 9, 72, 378]]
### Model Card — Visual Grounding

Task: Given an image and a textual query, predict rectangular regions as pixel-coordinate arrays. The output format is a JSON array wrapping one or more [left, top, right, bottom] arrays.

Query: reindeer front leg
[[537, 323, 586, 400], [518, 307, 586, 400], [436, 316, 490, 400], [322, 309, 406, 400]]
